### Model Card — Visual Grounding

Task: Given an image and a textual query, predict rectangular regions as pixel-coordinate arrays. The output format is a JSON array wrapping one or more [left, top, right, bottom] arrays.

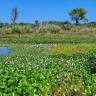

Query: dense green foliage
[[0, 32, 96, 95], [69, 8, 87, 24]]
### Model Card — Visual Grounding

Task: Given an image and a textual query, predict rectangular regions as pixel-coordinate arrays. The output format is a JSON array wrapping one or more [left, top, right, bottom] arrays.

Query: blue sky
[[0, 0, 96, 23]]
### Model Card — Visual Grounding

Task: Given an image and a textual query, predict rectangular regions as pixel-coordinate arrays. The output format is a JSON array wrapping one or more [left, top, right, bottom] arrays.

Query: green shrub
[[39, 24, 61, 33], [86, 54, 96, 74], [22, 26, 35, 33], [12, 27, 21, 34], [11, 27, 21, 37], [4, 27, 12, 34], [61, 24, 73, 30]]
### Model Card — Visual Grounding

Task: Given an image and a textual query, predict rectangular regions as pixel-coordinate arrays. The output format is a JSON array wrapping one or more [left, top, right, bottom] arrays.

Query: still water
[[0, 47, 10, 55]]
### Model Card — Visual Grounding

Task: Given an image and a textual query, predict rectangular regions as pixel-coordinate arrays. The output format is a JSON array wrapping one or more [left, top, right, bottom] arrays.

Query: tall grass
[[47, 44, 96, 56]]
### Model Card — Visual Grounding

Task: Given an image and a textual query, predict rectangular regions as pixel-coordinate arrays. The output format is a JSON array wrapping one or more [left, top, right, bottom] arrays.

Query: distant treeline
[[0, 20, 96, 27], [0, 7, 96, 26], [0, 7, 96, 36]]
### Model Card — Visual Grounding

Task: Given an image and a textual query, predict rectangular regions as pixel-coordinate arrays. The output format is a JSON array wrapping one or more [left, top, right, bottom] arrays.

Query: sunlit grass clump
[[48, 44, 96, 56]]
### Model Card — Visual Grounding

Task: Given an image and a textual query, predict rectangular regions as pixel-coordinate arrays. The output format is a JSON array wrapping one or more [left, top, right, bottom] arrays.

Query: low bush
[[12, 27, 21, 34], [86, 54, 96, 74], [39, 24, 61, 33], [61, 24, 73, 31]]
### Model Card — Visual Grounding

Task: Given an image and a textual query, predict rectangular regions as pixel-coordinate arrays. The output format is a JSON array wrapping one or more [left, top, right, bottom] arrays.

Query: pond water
[[0, 47, 10, 55]]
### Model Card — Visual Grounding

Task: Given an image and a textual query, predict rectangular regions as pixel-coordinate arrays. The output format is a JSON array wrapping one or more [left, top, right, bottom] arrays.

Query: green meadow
[[0, 32, 96, 96], [0, 1, 96, 95]]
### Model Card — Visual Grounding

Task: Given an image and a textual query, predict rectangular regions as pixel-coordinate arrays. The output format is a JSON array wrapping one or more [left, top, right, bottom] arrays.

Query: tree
[[69, 8, 87, 24], [83, 16, 88, 24], [34, 20, 40, 33], [88, 21, 96, 26], [35, 20, 39, 25], [11, 8, 18, 25]]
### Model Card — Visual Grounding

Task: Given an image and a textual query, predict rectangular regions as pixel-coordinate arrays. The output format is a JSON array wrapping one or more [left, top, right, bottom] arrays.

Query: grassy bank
[[0, 32, 96, 44]]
